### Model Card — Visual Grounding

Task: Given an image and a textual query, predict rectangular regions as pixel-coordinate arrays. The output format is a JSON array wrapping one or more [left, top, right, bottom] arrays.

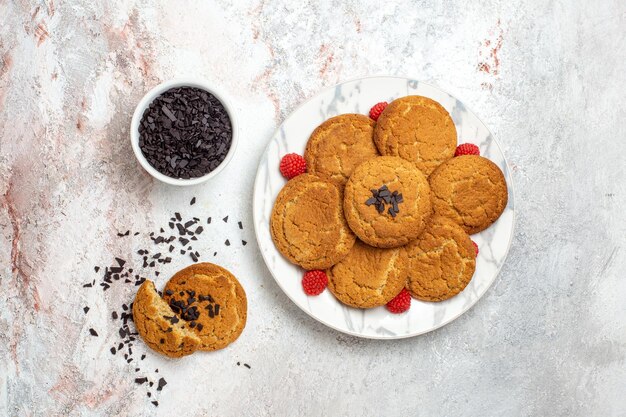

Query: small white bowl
[[130, 78, 238, 186]]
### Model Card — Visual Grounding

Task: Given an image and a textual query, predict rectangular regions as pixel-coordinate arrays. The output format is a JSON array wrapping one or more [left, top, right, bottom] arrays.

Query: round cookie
[[374, 95, 457, 176], [304, 114, 379, 185], [270, 174, 356, 269], [327, 240, 407, 308], [133, 280, 202, 358], [429, 155, 508, 234], [343, 156, 432, 248], [404, 216, 476, 302], [162, 263, 247, 352]]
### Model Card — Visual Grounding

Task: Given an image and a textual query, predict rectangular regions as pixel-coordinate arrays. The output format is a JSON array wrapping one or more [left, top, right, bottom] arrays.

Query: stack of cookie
[[270, 96, 508, 313], [133, 263, 247, 357]]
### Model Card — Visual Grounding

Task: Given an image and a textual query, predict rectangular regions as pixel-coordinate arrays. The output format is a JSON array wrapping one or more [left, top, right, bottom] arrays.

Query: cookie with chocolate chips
[[162, 263, 247, 352], [343, 156, 432, 248], [132, 280, 202, 358]]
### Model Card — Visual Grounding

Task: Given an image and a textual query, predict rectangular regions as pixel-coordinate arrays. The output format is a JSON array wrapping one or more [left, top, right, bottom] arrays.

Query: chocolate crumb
[[157, 378, 167, 391], [190, 197, 196, 205], [89, 328, 98, 337]]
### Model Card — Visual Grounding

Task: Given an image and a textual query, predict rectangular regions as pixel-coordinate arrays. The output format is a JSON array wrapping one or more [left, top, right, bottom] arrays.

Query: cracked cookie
[[327, 240, 407, 308], [374, 95, 457, 176], [343, 156, 432, 248], [133, 280, 202, 358], [429, 155, 508, 234], [304, 114, 379, 185], [162, 263, 247, 352], [270, 174, 356, 269], [404, 216, 476, 301]]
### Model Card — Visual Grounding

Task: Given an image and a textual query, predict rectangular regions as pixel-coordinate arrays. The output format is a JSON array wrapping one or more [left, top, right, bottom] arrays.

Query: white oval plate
[[253, 76, 515, 339]]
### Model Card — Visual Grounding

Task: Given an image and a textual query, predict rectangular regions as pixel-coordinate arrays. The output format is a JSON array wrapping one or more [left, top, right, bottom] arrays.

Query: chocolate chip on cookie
[[365, 184, 403, 217]]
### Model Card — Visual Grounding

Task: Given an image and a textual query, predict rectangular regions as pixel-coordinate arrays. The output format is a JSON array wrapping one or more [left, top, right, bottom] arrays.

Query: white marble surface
[[1, 1, 625, 416]]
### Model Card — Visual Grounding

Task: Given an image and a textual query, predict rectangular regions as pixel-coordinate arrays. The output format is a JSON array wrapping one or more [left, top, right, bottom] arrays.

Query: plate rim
[[252, 75, 516, 339]]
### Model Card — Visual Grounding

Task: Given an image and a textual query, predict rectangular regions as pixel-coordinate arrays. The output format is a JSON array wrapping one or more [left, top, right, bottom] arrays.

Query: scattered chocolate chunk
[[94, 266, 100, 273], [157, 378, 167, 391], [110, 347, 116, 355], [207, 217, 212, 224], [222, 216, 228, 223], [238, 221, 243, 230], [225, 239, 230, 246], [190, 197, 196, 205], [151, 401, 159, 407], [83, 306, 90, 314], [112, 311, 118, 320], [135, 377, 148, 384], [244, 363, 251, 369], [89, 328, 98, 337], [242, 240, 247, 246], [190, 252, 198, 262]]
